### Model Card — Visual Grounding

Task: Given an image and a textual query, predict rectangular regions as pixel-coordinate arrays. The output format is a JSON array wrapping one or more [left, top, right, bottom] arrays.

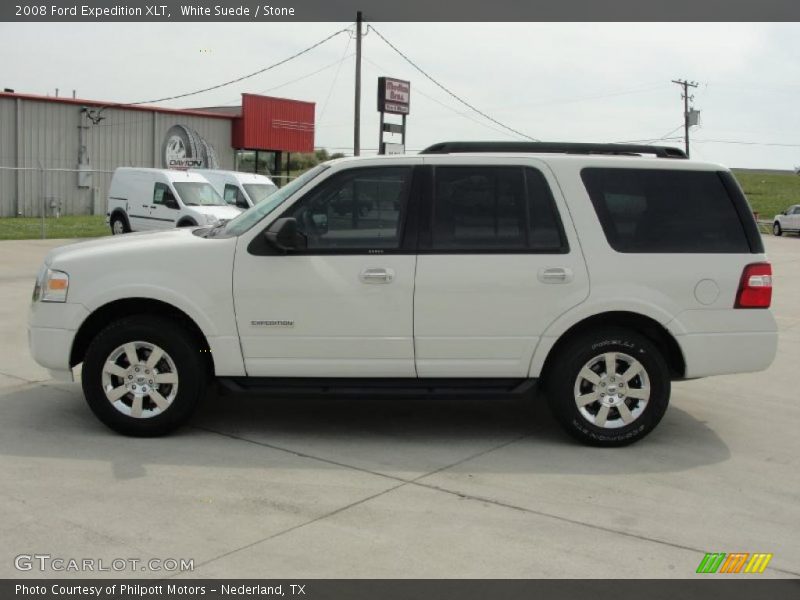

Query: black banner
[[4, 580, 800, 600], [3, 0, 800, 22]]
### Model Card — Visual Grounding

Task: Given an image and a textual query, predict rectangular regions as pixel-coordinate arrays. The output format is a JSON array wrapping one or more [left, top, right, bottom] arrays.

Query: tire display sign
[[377, 77, 411, 115], [161, 124, 219, 169]]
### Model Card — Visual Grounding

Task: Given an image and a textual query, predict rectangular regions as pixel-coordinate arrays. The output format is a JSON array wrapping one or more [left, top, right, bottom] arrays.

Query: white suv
[[29, 142, 778, 445]]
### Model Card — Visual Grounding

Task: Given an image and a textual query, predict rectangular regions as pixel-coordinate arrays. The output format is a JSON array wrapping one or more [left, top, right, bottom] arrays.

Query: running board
[[217, 377, 537, 399]]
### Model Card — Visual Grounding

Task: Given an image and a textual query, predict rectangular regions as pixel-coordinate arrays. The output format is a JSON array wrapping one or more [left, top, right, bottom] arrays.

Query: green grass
[[0, 215, 108, 240], [733, 170, 800, 220]]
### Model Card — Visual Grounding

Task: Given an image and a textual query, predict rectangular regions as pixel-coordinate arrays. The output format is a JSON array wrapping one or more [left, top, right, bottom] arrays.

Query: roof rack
[[419, 141, 688, 159]]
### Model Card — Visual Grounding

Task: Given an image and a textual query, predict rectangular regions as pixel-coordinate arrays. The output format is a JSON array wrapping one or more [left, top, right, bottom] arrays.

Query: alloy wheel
[[101, 341, 179, 419], [573, 351, 651, 429]]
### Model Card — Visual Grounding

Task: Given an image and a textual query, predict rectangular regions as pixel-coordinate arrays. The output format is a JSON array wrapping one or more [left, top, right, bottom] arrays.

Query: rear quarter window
[[581, 168, 754, 253]]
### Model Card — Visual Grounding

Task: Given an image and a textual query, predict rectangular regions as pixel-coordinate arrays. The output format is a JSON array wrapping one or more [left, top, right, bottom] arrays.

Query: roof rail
[[419, 141, 688, 159]]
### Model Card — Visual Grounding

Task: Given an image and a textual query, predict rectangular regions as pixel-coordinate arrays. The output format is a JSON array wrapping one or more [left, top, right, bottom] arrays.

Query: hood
[[45, 228, 198, 267], [189, 204, 243, 220]]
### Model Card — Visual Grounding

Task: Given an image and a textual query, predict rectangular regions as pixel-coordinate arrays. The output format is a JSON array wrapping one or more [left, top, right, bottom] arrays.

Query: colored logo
[[696, 552, 773, 574]]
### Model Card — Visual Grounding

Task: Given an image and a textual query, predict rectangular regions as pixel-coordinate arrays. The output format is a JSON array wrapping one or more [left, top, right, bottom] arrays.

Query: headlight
[[34, 268, 69, 303], [204, 214, 219, 225]]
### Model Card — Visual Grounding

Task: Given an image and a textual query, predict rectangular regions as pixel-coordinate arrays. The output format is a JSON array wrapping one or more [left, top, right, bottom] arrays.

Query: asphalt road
[[1, 235, 798, 579]]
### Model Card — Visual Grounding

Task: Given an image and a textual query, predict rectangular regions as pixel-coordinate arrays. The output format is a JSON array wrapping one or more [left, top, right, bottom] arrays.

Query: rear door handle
[[538, 267, 573, 284], [360, 268, 395, 284]]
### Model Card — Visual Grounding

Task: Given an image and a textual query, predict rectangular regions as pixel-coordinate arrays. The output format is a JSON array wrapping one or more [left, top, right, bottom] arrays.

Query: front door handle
[[538, 267, 573, 284], [360, 268, 395, 284]]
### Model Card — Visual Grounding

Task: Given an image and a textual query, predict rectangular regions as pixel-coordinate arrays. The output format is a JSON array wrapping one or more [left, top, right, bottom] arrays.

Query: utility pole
[[353, 11, 363, 156], [672, 79, 698, 157]]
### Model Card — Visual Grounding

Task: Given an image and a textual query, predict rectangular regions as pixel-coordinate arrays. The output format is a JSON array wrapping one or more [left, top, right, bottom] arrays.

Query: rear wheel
[[81, 316, 206, 436], [545, 328, 670, 446], [773, 222, 782, 236]]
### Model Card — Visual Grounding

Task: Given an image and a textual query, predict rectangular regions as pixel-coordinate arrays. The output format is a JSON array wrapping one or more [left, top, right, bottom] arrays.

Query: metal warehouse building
[[0, 91, 315, 217]]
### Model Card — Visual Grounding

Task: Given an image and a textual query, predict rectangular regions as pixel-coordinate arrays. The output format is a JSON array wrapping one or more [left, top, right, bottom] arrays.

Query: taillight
[[735, 263, 772, 308]]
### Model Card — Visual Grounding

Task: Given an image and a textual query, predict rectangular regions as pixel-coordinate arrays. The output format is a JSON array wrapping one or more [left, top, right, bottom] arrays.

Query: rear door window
[[581, 168, 751, 253], [429, 166, 566, 252]]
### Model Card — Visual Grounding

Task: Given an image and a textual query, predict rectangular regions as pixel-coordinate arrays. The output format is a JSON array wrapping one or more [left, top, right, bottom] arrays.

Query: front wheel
[[545, 328, 670, 446], [110, 214, 130, 235], [773, 222, 783, 236], [81, 316, 206, 436]]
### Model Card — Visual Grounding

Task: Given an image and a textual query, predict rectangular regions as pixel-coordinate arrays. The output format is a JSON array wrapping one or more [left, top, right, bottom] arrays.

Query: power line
[[615, 125, 686, 144], [693, 139, 800, 148], [82, 26, 351, 122], [319, 30, 353, 119], [220, 50, 356, 107], [366, 23, 538, 141], [361, 57, 514, 139], [126, 27, 351, 106]]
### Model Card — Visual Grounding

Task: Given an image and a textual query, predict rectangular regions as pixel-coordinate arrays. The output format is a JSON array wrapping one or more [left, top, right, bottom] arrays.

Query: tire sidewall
[[547, 329, 670, 446], [81, 316, 205, 436]]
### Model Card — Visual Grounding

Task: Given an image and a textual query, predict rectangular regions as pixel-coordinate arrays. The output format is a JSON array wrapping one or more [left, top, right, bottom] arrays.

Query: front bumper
[[28, 326, 76, 380], [28, 301, 89, 382]]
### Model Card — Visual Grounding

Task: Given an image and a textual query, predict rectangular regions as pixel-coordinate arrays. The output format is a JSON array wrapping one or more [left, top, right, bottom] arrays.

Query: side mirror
[[264, 218, 307, 252]]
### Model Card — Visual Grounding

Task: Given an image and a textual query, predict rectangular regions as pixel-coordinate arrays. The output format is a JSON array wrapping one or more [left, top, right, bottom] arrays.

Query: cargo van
[[192, 169, 278, 210], [106, 168, 244, 234]]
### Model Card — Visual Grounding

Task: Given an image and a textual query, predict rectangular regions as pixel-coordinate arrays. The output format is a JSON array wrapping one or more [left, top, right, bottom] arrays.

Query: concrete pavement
[[1, 236, 798, 579]]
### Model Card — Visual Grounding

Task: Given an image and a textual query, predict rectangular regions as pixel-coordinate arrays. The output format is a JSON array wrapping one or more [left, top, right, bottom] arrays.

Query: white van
[[193, 169, 278, 210], [106, 168, 244, 234]]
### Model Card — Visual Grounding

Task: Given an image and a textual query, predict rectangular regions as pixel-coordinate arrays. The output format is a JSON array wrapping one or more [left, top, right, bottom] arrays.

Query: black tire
[[176, 219, 197, 228], [773, 222, 783, 236], [110, 213, 130, 235], [81, 315, 206, 436], [544, 328, 670, 447]]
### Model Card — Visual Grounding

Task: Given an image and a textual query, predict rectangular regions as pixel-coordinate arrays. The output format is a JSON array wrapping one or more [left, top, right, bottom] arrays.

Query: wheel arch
[[70, 298, 214, 375], [536, 311, 686, 382], [176, 217, 198, 227]]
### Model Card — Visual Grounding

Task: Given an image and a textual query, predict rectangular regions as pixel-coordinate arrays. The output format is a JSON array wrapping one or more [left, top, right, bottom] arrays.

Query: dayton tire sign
[[161, 125, 219, 169]]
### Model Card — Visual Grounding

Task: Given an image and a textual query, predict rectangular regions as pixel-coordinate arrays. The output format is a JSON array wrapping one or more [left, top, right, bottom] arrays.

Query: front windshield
[[221, 164, 329, 236], [243, 183, 278, 204], [173, 182, 225, 206]]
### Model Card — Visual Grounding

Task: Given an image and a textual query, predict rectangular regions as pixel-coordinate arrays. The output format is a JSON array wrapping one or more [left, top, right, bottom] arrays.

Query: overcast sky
[[1, 22, 799, 169]]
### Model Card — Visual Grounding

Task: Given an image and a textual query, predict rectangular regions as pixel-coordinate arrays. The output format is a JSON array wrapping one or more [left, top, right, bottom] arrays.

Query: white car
[[106, 167, 243, 234], [192, 169, 278, 210], [30, 142, 777, 445], [772, 204, 800, 236]]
